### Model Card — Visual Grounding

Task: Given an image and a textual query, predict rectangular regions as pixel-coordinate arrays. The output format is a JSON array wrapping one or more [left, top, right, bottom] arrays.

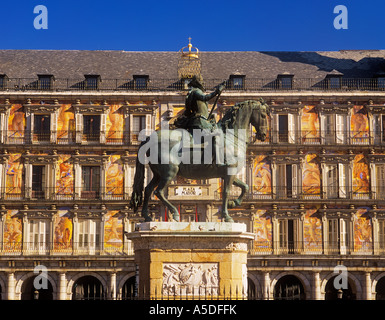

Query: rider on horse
[[174, 74, 225, 133]]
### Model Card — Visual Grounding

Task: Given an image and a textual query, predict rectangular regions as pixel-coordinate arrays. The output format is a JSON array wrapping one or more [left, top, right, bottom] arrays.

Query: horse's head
[[250, 99, 269, 141]]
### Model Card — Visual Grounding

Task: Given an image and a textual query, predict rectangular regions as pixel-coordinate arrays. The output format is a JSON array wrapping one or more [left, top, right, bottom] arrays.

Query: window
[[28, 219, 50, 253], [81, 166, 100, 199], [78, 219, 101, 254], [33, 114, 51, 142], [84, 75, 100, 90], [229, 75, 245, 90], [38, 75, 53, 90], [0, 74, 7, 90], [133, 75, 149, 90], [328, 219, 348, 254], [276, 164, 298, 198], [132, 115, 146, 141], [372, 114, 385, 144], [278, 219, 298, 254], [278, 74, 293, 90], [325, 164, 347, 199], [83, 115, 100, 142], [322, 114, 346, 144], [32, 166, 45, 199], [274, 114, 295, 143], [328, 76, 341, 89]]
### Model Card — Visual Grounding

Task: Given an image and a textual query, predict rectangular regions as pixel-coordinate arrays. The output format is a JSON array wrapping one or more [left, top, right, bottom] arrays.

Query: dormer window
[[38, 74, 54, 90], [229, 74, 245, 90], [84, 75, 100, 90], [277, 74, 293, 90], [0, 74, 8, 90], [133, 75, 149, 90], [326, 70, 343, 89], [374, 72, 385, 90]]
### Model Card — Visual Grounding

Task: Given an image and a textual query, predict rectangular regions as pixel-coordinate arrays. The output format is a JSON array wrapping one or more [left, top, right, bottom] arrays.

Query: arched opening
[[72, 276, 105, 300], [325, 276, 356, 300], [273, 275, 305, 300], [21, 277, 53, 300], [121, 276, 136, 300], [247, 278, 256, 300], [376, 277, 385, 300]]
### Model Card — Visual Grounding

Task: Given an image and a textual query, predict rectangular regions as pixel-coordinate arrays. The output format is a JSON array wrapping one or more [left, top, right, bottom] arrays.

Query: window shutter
[[340, 219, 347, 254], [336, 114, 345, 144], [145, 114, 152, 137], [272, 114, 278, 143], [50, 112, 58, 143], [287, 113, 295, 143], [292, 164, 298, 197], [75, 113, 83, 143], [373, 114, 381, 144], [338, 163, 347, 198], [100, 113, 107, 143]]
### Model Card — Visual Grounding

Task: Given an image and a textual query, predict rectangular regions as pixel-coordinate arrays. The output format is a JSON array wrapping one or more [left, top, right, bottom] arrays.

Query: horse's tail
[[129, 140, 147, 212]]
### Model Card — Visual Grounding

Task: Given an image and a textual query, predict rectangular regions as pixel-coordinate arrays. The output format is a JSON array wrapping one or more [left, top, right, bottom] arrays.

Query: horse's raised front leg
[[141, 175, 160, 222], [228, 178, 249, 209], [221, 175, 235, 222]]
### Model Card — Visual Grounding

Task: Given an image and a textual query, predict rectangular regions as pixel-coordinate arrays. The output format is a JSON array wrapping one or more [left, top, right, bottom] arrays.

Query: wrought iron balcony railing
[[0, 242, 134, 256], [1, 77, 385, 92]]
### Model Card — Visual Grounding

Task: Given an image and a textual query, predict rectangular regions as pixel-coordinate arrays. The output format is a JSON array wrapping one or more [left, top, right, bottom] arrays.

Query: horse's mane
[[219, 99, 262, 130]]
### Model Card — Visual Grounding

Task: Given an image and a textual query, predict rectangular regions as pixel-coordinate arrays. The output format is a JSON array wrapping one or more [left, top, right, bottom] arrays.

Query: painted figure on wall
[[301, 105, 319, 142], [57, 104, 75, 142], [352, 154, 370, 196], [354, 208, 372, 252], [6, 153, 23, 196], [252, 156, 271, 195], [351, 105, 369, 142], [105, 155, 124, 196], [3, 210, 22, 251], [303, 209, 322, 252], [253, 210, 272, 251], [107, 104, 124, 142], [104, 211, 123, 251], [54, 210, 73, 251], [56, 155, 74, 196], [302, 154, 321, 196], [8, 104, 25, 139]]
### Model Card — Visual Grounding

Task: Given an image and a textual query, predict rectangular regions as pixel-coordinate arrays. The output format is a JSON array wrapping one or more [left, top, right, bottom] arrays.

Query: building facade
[[0, 45, 385, 299]]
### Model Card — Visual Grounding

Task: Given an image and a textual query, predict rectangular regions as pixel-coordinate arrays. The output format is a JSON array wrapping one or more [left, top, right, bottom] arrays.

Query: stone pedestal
[[127, 222, 254, 300]]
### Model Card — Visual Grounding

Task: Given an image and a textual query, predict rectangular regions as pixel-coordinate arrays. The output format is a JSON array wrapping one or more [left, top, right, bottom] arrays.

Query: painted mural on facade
[[301, 105, 319, 142], [105, 154, 124, 196], [53, 209, 73, 251], [303, 208, 323, 252], [302, 154, 321, 197], [56, 155, 74, 197], [8, 104, 25, 142], [3, 210, 22, 252], [351, 105, 369, 142], [6, 153, 23, 197], [252, 155, 271, 196], [352, 154, 370, 197], [57, 104, 75, 142], [354, 207, 372, 252], [106, 104, 124, 143], [253, 209, 272, 252], [104, 210, 123, 251]]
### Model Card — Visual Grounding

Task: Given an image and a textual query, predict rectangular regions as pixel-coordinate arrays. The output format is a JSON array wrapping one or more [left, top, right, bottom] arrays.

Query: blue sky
[[1, 0, 384, 51]]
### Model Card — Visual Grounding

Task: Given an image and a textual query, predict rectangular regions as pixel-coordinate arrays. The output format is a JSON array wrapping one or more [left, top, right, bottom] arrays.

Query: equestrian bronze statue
[[130, 78, 269, 222]]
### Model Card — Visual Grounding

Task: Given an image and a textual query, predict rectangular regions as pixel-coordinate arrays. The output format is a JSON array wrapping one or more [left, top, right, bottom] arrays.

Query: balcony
[[250, 241, 376, 256], [1, 77, 385, 92], [253, 130, 372, 146], [1, 242, 134, 256]]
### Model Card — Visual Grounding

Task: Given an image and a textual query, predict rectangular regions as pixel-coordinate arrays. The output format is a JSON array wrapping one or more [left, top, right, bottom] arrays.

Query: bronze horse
[[130, 99, 269, 222]]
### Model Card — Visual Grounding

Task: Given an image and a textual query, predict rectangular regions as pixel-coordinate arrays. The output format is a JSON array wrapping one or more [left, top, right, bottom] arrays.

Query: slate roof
[[0, 49, 384, 80]]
